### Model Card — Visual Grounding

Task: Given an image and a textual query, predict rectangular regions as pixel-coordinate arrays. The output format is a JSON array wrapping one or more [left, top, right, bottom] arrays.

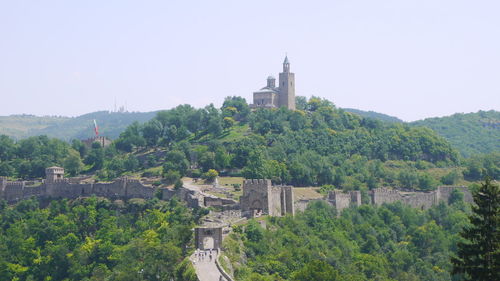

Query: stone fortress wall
[[328, 190, 362, 213], [240, 179, 474, 217], [0, 167, 203, 209], [326, 186, 474, 213], [1, 168, 475, 218]]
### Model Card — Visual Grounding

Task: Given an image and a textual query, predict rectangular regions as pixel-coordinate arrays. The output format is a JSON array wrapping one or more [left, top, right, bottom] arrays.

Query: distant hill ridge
[[0, 111, 157, 141], [342, 108, 404, 123]]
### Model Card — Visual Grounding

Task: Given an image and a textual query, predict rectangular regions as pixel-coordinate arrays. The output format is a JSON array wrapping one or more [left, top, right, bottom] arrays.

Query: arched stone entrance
[[250, 200, 264, 217], [194, 227, 223, 250]]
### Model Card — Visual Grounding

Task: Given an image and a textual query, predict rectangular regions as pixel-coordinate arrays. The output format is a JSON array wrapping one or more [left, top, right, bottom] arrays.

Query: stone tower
[[278, 56, 296, 110], [45, 166, 64, 183]]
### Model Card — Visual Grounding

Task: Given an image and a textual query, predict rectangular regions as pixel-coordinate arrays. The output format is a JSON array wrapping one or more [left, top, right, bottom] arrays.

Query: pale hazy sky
[[1, 1, 499, 121]]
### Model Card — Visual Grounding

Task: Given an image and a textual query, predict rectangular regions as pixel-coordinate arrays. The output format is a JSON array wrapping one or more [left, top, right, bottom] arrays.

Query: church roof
[[255, 87, 278, 94], [283, 56, 289, 64]]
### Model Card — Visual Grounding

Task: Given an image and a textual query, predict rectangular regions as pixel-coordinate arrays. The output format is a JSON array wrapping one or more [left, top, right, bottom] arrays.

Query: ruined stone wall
[[370, 188, 404, 205], [204, 197, 237, 208], [369, 186, 473, 210], [328, 190, 352, 212], [125, 179, 154, 200], [204, 197, 223, 207], [295, 199, 314, 212], [402, 192, 436, 209], [0, 177, 157, 204], [3, 181, 25, 202], [161, 187, 203, 209]]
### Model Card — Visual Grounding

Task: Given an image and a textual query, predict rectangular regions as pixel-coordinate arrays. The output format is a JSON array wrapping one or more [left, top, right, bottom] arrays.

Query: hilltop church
[[251, 56, 296, 110]]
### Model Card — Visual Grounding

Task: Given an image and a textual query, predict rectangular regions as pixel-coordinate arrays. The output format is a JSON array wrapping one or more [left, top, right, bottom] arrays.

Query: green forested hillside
[[0, 111, 157, 141], [2, 97, 498, 187], [1, 103, 497, 161], [0, 197, 201, 281], [411, 110, 500, 157], [1, 97, 498, 281], [224, 199, 470, 281]]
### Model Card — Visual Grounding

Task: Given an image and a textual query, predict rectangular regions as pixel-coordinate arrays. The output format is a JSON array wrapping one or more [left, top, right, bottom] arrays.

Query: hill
[[342, 108, 404, 123], [0, 111, 157, 141], [411, 110, 500, 157]]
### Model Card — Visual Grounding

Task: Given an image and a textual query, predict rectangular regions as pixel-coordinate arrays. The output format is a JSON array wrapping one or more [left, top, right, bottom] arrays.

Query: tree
[[174, 179, 183, 190], [291, 260, 339, 281], [84, 143, 104, 170], [115, 122, 146, 152], [71, 139, 88, 158], [64, 150, 84, 176], [441, 169, 462, 185], [223, 117, 235, 130], [163, 150, 189, 176], [452, 177, 500, 280], [203, 169, 218, 183], [222, 96, 250, 122], [163, 170, 181, 185], [142, 119, 163, 147]]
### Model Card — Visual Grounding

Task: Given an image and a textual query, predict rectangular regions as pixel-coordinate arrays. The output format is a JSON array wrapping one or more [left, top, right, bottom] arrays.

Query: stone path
[[185, 178, 236, 281], [191, 250, 222, 281]]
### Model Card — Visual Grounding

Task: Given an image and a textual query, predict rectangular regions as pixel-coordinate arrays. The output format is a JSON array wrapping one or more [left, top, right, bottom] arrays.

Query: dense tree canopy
[[0, 197, 202, 281], [110, 96, 464, 189], [224, 199, 471, 281], [411, 110, 500, 157]]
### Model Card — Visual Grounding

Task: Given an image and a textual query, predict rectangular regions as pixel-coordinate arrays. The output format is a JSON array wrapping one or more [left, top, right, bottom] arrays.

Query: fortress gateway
[[251, 56, 296, 110]]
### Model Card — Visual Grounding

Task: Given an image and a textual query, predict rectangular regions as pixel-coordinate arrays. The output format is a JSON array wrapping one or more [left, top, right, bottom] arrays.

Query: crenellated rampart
[[0, 176, 162, 204]]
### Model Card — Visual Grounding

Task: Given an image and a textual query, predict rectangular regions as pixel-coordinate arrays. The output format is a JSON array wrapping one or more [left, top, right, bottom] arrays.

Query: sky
[[0, 1, 499, 122]]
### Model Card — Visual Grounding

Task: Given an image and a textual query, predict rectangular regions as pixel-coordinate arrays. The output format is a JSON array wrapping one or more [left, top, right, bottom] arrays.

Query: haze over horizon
[[1, 1, 499, 122]]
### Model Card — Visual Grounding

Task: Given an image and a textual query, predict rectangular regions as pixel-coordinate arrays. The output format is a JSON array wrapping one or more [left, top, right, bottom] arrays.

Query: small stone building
[[45, 166, 64, 182], [240, 179, 294, 217]]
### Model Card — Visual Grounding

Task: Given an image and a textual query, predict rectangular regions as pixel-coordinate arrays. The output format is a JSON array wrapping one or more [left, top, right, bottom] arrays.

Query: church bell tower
[[278, 56, 296, 110]]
